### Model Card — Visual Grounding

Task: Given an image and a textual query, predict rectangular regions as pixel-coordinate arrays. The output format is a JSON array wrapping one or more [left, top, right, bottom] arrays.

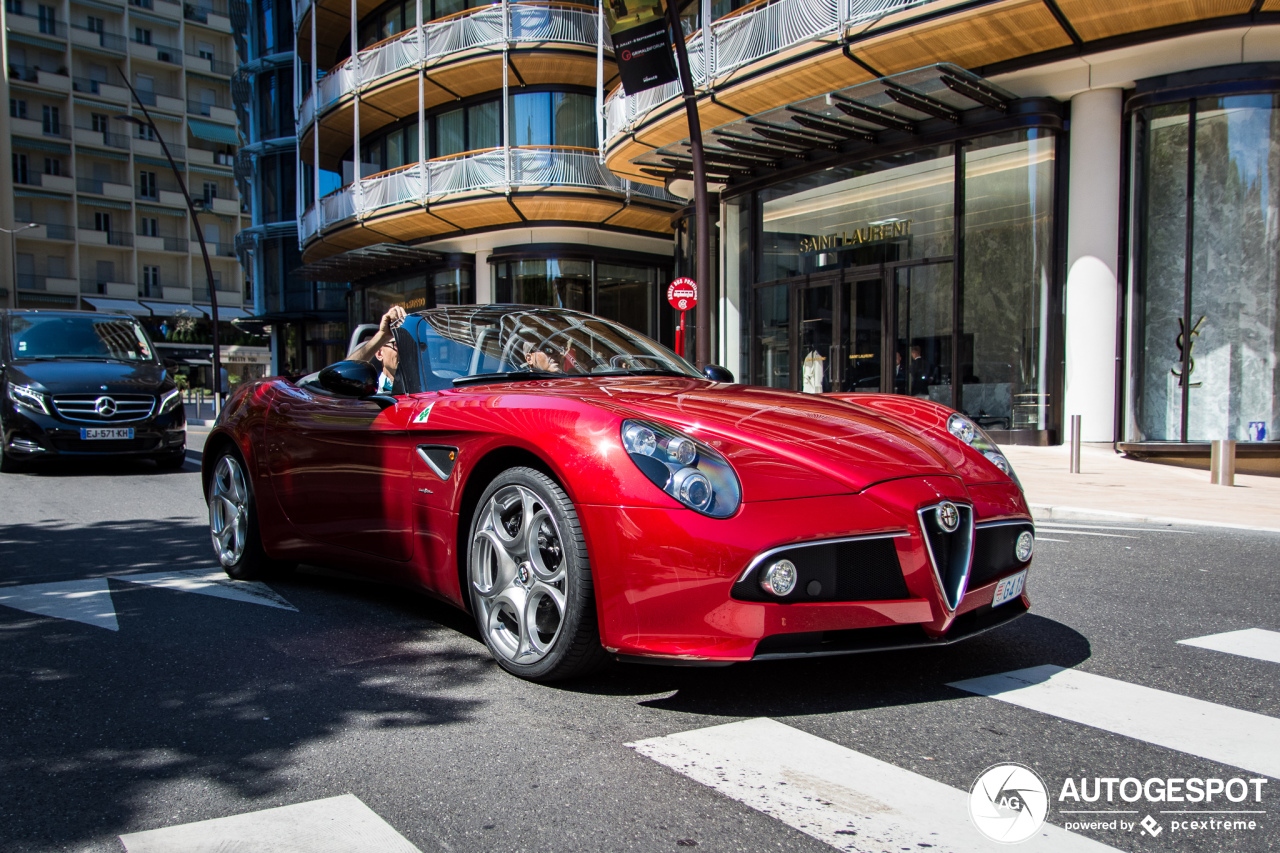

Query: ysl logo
[[1171, 316, 1205, 388]]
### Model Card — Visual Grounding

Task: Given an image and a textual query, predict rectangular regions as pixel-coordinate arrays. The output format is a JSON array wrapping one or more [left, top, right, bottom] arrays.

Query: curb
[[1031, 504, 1280, 535]]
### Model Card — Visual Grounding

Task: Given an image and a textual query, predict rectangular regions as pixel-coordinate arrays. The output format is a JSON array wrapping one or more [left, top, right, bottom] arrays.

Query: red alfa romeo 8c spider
[[202, 306, 1035, 682]]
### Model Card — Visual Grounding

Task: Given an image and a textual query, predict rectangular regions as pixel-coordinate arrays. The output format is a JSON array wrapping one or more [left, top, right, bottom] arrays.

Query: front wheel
[[468, 467, 607, 682], [208, 450, 291, 580]]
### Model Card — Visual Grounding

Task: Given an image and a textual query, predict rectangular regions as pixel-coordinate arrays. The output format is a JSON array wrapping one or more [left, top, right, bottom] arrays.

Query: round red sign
[[667, 277, 698, 311]]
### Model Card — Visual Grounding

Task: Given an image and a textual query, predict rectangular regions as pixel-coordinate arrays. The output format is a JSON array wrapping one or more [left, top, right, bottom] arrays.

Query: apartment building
[[0, 0, 254, 373]]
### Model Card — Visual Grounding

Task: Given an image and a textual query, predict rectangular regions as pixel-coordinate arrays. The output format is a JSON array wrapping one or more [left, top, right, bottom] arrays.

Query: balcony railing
[[133, 87, 183, 106], [8, 11, 67, 37], [70, 25, 128, 51], [75, 125, 132, 149], [604, 0, 939, 139], [186, 52, 236, 75], [184, 0, 229, 22], [8, 65, 66, 83], [35, 223, 77, 240], [78, 229, 134, 246], [303, 147, 674, 242], [81, 278, 135, 293], [17, 274, 48, 290], [300, 2, 598, 128], [187, 97, 231, 115]]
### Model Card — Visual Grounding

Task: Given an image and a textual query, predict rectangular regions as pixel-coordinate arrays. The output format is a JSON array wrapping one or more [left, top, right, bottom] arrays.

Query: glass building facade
[[1129, 81, 1280, 445], [725, 126, 1058, 440]]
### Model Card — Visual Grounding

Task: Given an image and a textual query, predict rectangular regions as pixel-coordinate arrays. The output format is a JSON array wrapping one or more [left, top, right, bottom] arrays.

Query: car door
[[265, 375, 415, 564]]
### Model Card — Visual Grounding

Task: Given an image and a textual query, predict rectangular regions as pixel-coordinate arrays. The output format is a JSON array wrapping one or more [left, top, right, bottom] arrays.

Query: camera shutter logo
[[969, 763, 1049, 843]]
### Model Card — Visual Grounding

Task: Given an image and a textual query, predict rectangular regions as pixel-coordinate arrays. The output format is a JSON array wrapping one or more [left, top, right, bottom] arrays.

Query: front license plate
[[992, 570, 1026, 607], [81, 428, 134, 440]]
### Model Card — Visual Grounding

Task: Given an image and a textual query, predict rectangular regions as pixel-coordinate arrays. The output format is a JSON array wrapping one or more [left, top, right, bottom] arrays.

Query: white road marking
[[1035, 537, 1069, 542], [949, 665, 1280, 779], [119, 794, 424, 853], [1179, 628, 1280, 665], [0, 579, 118, 631], [1032, 524, 1195, 534], [115, 569, 296, 610], [629, 718, 1117, 853], [1030, 530, 1135, 539]]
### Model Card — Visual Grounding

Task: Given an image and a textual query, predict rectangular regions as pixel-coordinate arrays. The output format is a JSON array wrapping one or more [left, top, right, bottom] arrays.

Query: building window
[[5, 0, 24, 14], [12, 154, 28, 184], [94, 211, 112, 232], [37, 3, 55, 33], [142, 265, 160, 296], [492, 253, 667, 339], [138, 170, 157, 198], [135, 123, 156, 141], [134, 27, 151, 44], [10, 99, 26, 119], [140, 216, 159, 237], [41, 105, 60, 135], [202, 182, 218, 206], [86, 14, 104, 32], [91, 113, 109, 132], [43, 157, 61, 176]]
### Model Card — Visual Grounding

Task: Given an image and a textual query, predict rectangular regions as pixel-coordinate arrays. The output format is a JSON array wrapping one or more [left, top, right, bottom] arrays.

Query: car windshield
[[8, 314, 157, 363], [417, 306, 700, 389]]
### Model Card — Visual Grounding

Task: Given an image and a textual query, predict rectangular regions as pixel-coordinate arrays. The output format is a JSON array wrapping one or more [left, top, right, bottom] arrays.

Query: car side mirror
[[318, 359, 379, 397], [703, 364, 734, 383]]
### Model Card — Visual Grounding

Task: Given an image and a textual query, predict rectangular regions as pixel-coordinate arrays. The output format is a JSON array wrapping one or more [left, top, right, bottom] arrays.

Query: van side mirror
[[318, 360, 379, 397], [703, 364, 734, 383]]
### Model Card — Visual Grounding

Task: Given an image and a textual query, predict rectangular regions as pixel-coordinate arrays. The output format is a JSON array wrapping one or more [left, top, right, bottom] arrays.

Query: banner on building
[[604, 0, 678, 95]]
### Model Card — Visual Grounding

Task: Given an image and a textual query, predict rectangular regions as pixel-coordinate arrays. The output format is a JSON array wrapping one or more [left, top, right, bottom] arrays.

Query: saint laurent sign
[[799, 219, 914, 254]]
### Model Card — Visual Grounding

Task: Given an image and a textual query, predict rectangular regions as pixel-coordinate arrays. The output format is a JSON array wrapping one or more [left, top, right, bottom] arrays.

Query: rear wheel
[[208, 450, 291, 579], [467, 467, 607, 682]]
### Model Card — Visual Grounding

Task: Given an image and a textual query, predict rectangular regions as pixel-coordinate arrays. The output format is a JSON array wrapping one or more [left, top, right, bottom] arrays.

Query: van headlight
[[8, 383, 51, 415], [159, 388, 182, 414], [947, 412, 1020, 486], [621, 420, 741, 517]]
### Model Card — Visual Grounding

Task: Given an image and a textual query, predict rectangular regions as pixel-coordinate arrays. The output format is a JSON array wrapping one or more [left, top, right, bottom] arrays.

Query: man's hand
[[350, 305, 407, 363], [379, 305, 406, 334]]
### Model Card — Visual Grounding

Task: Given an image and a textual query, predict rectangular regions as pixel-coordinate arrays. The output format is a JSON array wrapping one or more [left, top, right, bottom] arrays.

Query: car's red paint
[[204, 310, 1034, 666]]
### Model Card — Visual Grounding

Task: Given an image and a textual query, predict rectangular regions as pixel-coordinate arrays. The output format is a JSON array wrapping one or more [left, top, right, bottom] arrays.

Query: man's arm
[[349, 305, 406, 363]]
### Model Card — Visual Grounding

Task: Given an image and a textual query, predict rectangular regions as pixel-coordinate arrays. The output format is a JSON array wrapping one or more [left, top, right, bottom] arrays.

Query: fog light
[[1015, 531, 1034, 562], [760, 559, 797, 597]]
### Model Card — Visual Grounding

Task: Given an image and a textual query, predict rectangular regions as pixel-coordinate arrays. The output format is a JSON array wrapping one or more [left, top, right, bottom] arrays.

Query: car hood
[[7, 359, 169, 395], [555, 378, 955, 493]]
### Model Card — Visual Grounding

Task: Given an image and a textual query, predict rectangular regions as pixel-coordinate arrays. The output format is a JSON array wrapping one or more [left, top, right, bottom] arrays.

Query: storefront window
[[1132, 94, 1280, 443], [961, 131, 1055, 430]]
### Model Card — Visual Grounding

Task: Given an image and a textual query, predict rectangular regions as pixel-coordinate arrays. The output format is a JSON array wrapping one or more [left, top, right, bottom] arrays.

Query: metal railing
[[75, 125, 132, 149], [604, 0, 939, 139], [81, 277, 135, 293], [36, 223, 77, 240], [183, 0, 229, 23], [17, 274, 48, 290], [187, 97, 231, 115], [78, 229, 134, 246], [70, 25, 128, 51], [133, 87, 183, 106], [8, 65, 65, 82], [8, 11, 67, 36], [303, 147, 675, 242], [186, 53, 236, 75], [300, 2, 599, 128]]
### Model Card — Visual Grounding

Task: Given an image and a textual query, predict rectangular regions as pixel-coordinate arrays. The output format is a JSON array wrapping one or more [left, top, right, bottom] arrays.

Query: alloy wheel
[[209, 454, 249, 567]]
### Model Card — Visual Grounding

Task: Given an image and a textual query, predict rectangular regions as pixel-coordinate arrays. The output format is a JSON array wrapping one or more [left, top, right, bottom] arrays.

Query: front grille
[[918, 501, 975, 611], [971, 521, 1034, 588], [732, 533, 911, 603], [52, 394, 156, 423]]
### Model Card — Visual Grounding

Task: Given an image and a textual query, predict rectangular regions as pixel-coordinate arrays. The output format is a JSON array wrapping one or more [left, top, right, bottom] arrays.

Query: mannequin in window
[[802, 350, 825, 394]]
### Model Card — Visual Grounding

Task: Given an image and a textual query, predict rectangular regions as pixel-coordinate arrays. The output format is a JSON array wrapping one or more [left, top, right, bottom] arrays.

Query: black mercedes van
[[1, 309, 186, 472]]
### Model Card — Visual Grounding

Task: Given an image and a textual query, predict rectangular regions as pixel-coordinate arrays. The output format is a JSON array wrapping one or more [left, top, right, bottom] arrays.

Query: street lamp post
[[2, 222, 39, 309], [116, 69, 223, 415]]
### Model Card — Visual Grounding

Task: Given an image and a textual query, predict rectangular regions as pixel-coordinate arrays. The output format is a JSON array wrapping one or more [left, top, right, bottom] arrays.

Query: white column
[[1064, 88, 1122, 443]]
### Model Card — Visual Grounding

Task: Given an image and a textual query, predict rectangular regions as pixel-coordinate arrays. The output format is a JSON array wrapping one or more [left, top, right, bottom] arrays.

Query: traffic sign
[[667, 278, 698, 311]]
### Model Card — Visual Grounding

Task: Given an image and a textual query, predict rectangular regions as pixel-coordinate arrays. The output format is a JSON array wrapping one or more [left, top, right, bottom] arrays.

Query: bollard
[[1069, 415, 1082, 474], [1210, 439, 1236, 486]]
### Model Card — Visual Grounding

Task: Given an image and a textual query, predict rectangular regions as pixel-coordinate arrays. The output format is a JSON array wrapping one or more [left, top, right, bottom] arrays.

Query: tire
[[207, 449, 292, 580], [467, 467, 608, 682], [154, 450, 188, 470]]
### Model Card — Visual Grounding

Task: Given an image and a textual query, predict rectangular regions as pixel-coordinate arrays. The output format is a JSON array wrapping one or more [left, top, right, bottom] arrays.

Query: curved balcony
[[301, 147, 678, 260], [300, 3, 605, 131]]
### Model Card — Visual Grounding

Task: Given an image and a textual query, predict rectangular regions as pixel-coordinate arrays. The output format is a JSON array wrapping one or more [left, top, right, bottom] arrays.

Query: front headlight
[[8, 383, 51, 415], [947, 412, 1020, 486], [158, 388, 182, 414], [621, 419, 741, 518]]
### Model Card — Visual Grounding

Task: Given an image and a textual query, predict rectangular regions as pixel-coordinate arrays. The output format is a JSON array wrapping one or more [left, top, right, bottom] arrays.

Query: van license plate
[[992, 570, 1026, 607], [81, 428, 134, 440]]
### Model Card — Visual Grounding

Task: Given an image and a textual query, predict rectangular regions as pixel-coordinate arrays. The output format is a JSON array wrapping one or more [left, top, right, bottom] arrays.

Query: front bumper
[[580, 475, 1032, 662], [3, 402, 186, 460]]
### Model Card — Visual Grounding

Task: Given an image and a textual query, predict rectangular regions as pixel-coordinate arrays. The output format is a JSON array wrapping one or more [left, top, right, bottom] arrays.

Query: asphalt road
[[0, 440, 1276, 853]]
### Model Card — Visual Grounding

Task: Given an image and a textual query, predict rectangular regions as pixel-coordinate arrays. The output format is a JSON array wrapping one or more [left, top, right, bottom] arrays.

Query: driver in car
[[523, 341, 562, 373], [349, 305, 406, 391]]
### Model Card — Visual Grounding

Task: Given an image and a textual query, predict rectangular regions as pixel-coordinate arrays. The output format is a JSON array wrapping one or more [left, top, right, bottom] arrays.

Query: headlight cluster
[[621, 419, 741, 518], [159, 388, 182, 414], [947, 412, 1020, 485], [8, 383, 50, 415]]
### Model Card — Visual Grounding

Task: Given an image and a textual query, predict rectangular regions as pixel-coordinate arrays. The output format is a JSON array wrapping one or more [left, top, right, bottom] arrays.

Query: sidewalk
[[1003, 443, 1280, 533], [184, 400, 219, 427]]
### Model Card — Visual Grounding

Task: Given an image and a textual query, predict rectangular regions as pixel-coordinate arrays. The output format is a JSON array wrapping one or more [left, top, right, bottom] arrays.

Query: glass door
[[798, 271, 883, 394], [893, 263, 954, 406], [842, 276, 883, 392]]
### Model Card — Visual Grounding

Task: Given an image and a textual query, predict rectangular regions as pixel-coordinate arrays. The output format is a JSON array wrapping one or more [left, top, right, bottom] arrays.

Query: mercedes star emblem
[[937, 501, 960, 532], [94, 396, 118, 417]]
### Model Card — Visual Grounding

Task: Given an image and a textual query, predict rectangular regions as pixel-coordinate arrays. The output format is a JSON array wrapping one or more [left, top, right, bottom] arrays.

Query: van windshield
[[8, 314, 158, 363]]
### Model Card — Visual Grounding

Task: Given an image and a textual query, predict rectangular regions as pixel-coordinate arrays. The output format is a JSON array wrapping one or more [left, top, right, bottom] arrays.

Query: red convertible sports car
[[203, 306, 1034, 682]]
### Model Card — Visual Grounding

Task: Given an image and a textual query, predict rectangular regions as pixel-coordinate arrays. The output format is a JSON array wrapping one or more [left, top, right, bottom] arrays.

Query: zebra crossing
[[629, 628, 1279, 852]]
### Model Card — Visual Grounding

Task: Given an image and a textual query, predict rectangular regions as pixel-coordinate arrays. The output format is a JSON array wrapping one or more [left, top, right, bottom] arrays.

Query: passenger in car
[[348, 305, 406, 391]]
